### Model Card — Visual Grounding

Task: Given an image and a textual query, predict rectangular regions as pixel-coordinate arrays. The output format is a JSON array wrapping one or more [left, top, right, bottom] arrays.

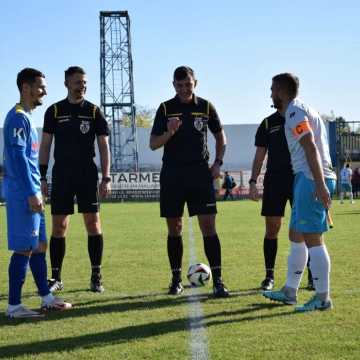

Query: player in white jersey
[[340, 164, 354, 204], [263, 73, 337, 312]]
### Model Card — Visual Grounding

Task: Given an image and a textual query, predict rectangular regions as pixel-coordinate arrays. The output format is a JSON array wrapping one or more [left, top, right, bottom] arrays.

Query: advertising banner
[[106, 172, 160, 201]]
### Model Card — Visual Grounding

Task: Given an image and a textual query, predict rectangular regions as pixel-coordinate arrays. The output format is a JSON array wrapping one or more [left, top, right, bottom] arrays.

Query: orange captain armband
[[292, 119, 312, 139]]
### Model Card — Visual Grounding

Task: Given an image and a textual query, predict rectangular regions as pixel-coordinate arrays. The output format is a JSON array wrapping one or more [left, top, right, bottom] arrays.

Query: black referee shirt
[[151, 95, 222, 166], [43, 98, 109, 165], [255, 112, 292, 174]]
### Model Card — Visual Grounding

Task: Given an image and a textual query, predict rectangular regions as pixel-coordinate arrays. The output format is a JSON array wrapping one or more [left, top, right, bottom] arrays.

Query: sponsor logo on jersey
[[80, 120, 90, 134], [13, 128, 25, 139]]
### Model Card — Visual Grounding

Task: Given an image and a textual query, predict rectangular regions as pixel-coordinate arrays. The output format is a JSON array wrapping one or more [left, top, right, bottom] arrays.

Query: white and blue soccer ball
[[187, 263, 212, 287]]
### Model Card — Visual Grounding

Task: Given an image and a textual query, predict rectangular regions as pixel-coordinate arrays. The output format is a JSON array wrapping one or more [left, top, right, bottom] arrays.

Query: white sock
[[41, 293, 55, 304], [285, 241, 308, 292], [350, 192, 354, 202], [308, 245, 330, 300], [340, 192, 344, 201], [7, 303, 23, 312]]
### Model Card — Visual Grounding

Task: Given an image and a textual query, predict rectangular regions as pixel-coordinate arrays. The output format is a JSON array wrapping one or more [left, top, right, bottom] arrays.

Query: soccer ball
[[187, 263, 212, 287]]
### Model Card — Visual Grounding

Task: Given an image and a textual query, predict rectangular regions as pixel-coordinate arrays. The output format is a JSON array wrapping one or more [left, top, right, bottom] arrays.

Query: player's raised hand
[[28, 194, 44, 213], [249, 182, 259, 201], [167, 117, 182, 135]]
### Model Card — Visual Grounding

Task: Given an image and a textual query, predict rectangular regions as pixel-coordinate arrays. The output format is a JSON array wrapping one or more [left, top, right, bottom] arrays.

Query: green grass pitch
[[0, 200, 359, 359]]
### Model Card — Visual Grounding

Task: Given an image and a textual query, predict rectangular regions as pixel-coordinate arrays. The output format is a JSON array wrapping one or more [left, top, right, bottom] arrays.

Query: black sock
[[50, 236, 66, 281], [88, 234, 103, 276], [167, 235, 183, 281], [307, 257, 313, 282], [203, 234, 222, 282], [264, 238, 277, 279]]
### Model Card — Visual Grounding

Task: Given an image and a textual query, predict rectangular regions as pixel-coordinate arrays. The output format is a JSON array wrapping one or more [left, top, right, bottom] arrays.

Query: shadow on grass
[[0, 291, 288, 329], [0, 287, 107, 302], [334, 211, 360, 215], [230, 288, 261, 296], [0, 293, 214, 327], [1, 290, 255, 326], [0, 291, 252, 326], [0, 304, 296, 358], [61, 287, 260, 308], [0, 288, 259, 325], [0, 291, 41, 302]]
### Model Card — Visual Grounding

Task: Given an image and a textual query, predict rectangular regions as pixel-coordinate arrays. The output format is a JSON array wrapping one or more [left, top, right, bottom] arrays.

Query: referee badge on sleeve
[[80, 120, 90, 134]]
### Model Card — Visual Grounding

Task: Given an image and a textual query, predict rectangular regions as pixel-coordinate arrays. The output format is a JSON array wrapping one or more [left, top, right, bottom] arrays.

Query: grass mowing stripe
[[187, 217, 210, 360]]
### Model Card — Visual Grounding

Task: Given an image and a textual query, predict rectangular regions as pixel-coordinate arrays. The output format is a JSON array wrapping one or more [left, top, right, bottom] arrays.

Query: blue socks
[[8, 253, 29, 306], [30, 252, 50, 297]]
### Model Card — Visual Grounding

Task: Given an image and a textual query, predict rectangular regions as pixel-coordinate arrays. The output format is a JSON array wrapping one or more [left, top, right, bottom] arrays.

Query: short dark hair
[[65, 66, 86, 80], [16, 68, 45, 92], [173, 66, 195, 81], [272, 73, 299, 98]]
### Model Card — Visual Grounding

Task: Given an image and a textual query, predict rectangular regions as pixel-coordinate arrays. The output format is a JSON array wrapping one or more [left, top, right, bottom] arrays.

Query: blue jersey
[[3, 104, 41, 199]]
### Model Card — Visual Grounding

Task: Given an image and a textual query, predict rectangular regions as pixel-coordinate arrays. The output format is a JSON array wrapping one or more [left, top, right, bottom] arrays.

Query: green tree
[[122, 105, 155, 128], [336, 116, 350, 134]]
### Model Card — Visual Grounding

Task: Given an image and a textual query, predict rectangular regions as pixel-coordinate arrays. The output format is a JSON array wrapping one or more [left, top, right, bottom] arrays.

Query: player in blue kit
[[3, 68, 72, 318]]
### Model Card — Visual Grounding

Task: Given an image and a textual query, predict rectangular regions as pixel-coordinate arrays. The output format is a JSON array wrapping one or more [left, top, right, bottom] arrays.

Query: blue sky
[[0, 0, 359, 127]]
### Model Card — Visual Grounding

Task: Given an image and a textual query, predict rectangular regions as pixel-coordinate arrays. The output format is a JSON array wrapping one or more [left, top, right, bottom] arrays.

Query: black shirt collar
[[174, 94, 198, 106], [65, 98, 85, 108]]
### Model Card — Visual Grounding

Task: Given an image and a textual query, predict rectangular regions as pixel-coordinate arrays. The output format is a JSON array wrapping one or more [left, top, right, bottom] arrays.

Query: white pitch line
[[187, 217, 210, 360]]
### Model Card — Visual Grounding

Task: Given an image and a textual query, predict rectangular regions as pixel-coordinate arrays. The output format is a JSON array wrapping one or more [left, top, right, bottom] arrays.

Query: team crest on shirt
[[80, 120, 90, 134], [194, 117, 204, 131]]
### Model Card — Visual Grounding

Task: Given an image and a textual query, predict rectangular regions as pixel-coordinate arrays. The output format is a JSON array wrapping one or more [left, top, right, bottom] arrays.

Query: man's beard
[[272, 98, 282, 109], [33, 98, 42, 107]]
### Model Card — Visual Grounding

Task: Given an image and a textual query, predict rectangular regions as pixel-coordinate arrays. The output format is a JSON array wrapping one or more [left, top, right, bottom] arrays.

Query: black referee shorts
[[160, 163, 217, 218], [50, 162, 99, 215], [261, 172, 294, 217]]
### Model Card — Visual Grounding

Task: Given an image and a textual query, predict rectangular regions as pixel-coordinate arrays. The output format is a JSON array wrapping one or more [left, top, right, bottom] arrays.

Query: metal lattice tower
[[100, 11, 139, 171]]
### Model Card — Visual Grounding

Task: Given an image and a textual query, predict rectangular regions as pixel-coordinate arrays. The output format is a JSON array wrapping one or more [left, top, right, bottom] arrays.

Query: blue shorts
[[6, 196, 47, 252], [341, 183, 352, 192], [290, 173, 336, 234]]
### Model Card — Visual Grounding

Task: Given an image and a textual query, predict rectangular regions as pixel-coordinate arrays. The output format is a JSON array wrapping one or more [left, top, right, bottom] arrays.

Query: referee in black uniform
[[150, 66, 229, 297], [39, 66, 111, 293], [249, 111, 313, 290]]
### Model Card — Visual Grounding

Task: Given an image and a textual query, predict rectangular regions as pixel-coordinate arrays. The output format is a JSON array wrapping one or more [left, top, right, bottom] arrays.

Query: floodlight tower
[[100, 11, 139, 171]]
